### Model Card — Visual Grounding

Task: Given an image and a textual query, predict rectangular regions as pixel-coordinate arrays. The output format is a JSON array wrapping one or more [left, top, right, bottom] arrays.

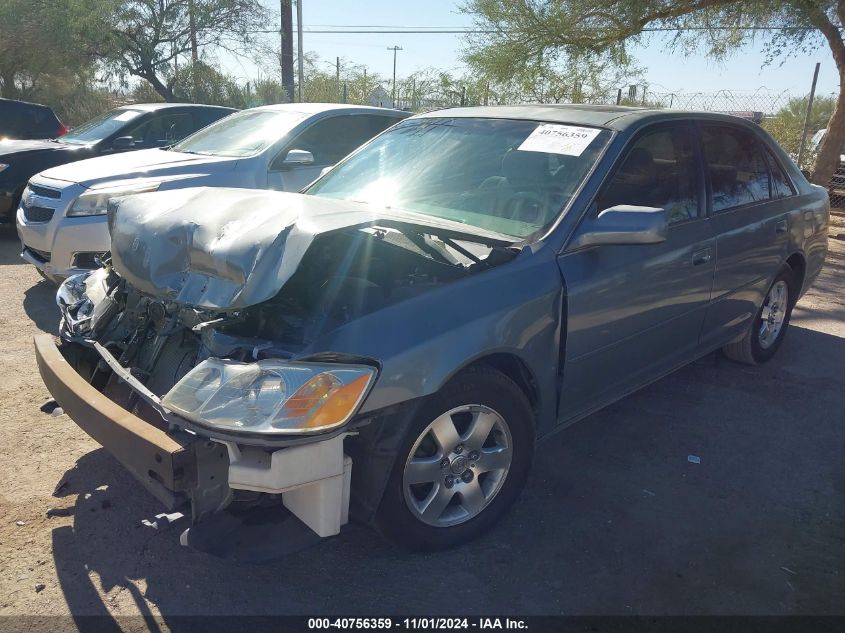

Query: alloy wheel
[[402, 404, 513, 527]]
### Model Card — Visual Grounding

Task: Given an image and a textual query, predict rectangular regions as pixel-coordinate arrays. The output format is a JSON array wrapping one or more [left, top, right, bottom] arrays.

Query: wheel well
[[465, 353, 540, 416], [785, 252, 806, 296]]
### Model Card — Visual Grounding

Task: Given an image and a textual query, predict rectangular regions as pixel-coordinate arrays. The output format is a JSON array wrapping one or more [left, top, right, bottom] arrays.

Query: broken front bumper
[[34, 334, 354, 540], [33, 334, 196, 509]]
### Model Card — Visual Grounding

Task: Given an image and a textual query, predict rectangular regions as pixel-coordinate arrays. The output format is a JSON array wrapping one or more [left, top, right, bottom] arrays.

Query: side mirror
[[283, 149, 315, 167], [111, 136, 135, 150], [569, 205, 668, 249]]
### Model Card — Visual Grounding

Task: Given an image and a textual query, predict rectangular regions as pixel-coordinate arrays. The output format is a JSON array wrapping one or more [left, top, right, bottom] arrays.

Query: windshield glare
[[60, 109, 143, 145], [172, 109, 309, 157], [307, 117, 611, 238]]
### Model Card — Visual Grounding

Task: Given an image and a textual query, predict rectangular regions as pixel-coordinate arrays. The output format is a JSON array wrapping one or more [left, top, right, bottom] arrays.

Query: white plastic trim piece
[[222, 435, 352, 537]]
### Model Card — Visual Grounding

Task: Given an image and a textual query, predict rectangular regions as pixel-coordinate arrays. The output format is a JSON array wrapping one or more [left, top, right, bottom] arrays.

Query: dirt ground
[[0, 215, 843, 621]]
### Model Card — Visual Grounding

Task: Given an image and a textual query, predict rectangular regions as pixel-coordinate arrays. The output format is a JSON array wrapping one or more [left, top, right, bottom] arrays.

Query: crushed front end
[[36, 187, 516, 547]]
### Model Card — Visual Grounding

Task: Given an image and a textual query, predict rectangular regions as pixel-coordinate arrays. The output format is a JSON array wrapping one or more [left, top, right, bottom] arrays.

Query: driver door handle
[[692, 248, 713, 266]]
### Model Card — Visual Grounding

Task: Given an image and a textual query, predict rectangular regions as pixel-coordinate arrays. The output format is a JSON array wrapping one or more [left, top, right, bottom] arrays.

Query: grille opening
[[22, 203, 54, 223], [28, 184, 61, 199]]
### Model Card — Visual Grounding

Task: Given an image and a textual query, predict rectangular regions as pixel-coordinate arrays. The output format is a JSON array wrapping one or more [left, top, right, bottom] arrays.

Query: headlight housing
[[56, 268, 112, 335], [162, 359, 377, 435], [67, 182, 160, 217]]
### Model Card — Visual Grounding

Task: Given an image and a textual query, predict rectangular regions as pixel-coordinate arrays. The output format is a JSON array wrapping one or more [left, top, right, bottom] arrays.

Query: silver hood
[[108, 187, 512, 310]]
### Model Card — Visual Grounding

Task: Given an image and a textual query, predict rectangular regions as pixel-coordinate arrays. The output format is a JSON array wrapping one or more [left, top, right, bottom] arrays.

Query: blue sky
[[219, 0, 841, 99]]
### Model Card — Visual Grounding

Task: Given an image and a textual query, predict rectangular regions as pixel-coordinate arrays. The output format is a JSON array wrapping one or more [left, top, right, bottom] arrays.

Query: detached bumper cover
[[33, 334, 196, 508]]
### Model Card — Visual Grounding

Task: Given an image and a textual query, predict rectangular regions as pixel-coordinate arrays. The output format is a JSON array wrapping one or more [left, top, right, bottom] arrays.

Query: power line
[[248, 25, 836, 35]]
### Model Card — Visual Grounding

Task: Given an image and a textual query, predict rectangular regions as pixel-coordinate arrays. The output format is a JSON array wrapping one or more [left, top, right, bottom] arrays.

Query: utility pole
[[336, 56, 341, 100], [387, 45, 402, 108], [296, 0, 304, 102], [280, 0, 294, 102], [798, 62, 821, 170], [188, 0, 198, 62]]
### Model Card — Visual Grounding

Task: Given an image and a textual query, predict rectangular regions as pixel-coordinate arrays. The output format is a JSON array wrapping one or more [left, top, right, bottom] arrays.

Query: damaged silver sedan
[[35, 106, 829, 552]]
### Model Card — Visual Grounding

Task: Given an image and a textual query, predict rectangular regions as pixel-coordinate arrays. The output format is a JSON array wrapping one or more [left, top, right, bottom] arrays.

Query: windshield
[[59, 109, 143, 145], [307, 117, 611, 238], [172, 109, 310, 157]]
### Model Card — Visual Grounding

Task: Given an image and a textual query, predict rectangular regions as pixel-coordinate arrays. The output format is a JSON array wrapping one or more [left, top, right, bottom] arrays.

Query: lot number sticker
[[518, 124, 601, 156]]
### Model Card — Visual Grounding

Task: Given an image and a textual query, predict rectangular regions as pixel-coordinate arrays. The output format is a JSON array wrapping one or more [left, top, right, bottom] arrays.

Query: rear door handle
[[775, 219, 788, 234], [692, 248, 712, 266]]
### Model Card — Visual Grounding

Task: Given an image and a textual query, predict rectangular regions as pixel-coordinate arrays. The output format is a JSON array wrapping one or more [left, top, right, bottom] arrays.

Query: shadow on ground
[[49, 322, 845, 620], [0, 223, 24, 266], [23, 281, 60, 334]]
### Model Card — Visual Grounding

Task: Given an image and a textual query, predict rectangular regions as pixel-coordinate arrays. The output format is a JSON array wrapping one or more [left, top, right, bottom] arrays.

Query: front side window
[[596, 124, 700, 224], [277, 114, 402, 168], [59, 109, 143, 145], [701, 125, 770, 211], [125, 113, 194, 147], [307, 117, 611, 239], [172, 109, 311, 157]]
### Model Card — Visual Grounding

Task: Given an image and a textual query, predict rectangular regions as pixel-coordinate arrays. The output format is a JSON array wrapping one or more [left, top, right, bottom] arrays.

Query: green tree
[[100, 0, 267, 101], [0, 0, 105, 100], [762, 95, 836, 158], [171, 61, 247, 108], [462, 0, 845, 186]]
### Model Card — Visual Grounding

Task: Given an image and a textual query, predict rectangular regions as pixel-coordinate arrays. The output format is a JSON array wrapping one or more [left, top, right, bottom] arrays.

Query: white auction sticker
[[517, 124, 601, 156]]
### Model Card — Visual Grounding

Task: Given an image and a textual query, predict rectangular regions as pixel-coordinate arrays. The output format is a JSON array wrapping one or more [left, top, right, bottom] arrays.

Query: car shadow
[[50, 324, 845, 617], [0, 223, 24, 265], [23, 279, 60, 335]]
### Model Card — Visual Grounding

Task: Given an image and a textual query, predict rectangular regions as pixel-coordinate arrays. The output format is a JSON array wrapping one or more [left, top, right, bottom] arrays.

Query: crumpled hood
[[109, 187, 508, 310], [40, 148, 236, 187]]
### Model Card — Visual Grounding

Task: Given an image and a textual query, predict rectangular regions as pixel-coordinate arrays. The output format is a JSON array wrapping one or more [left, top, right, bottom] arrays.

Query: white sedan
[[17, 103, 408, 281]]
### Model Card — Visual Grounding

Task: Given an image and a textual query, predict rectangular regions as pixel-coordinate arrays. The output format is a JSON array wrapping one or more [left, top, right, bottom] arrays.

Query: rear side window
[[597, 123, 700, 224], [701, 125, 770, 211], [0, 108, 25, 136], [194, 108, 233, 128], [765, 150, 795, 198]]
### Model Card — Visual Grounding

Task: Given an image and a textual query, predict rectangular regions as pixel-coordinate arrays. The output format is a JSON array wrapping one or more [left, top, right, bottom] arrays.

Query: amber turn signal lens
[[301, 374, 372, 429]]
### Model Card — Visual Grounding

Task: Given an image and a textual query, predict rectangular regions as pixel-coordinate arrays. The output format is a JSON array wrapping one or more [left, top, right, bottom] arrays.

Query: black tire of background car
[[722, 264, 796, 365], [376, 365, 534, 551]]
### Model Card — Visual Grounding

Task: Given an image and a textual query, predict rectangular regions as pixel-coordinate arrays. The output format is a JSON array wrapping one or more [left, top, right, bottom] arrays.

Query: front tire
[[722, 265, 796, 365], [377, 366, 534, 550]]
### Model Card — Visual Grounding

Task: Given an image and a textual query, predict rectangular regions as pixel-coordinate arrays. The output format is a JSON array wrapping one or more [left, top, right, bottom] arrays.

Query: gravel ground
[[0, 216, 843, 620]]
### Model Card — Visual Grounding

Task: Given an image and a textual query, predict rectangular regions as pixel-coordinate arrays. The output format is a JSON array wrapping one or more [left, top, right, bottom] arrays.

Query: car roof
[[413, 104, 759, 131], [246, 102, 409, 116], [117, 102, 237, 112], [0, 98, 55, 112]]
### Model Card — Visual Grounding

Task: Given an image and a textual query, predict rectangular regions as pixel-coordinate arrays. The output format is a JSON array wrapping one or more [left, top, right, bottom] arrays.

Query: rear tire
[[722, 265, 796, 365], [376, 366, 534, 551]]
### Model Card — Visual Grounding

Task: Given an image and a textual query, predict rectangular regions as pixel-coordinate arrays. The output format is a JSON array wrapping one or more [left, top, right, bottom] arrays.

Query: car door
[[556, 121, 716, 422], [267, 113, 400, 192], [696, 123, 791, 349]]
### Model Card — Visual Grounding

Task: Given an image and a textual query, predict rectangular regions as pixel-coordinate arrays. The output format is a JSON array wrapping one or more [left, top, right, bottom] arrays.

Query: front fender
[[307, 245, 564, 433]]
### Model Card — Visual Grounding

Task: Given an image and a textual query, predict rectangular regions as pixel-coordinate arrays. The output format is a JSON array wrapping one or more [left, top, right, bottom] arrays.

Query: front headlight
[[162, 359, 377, 435], [67, 182, 160, 217]]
